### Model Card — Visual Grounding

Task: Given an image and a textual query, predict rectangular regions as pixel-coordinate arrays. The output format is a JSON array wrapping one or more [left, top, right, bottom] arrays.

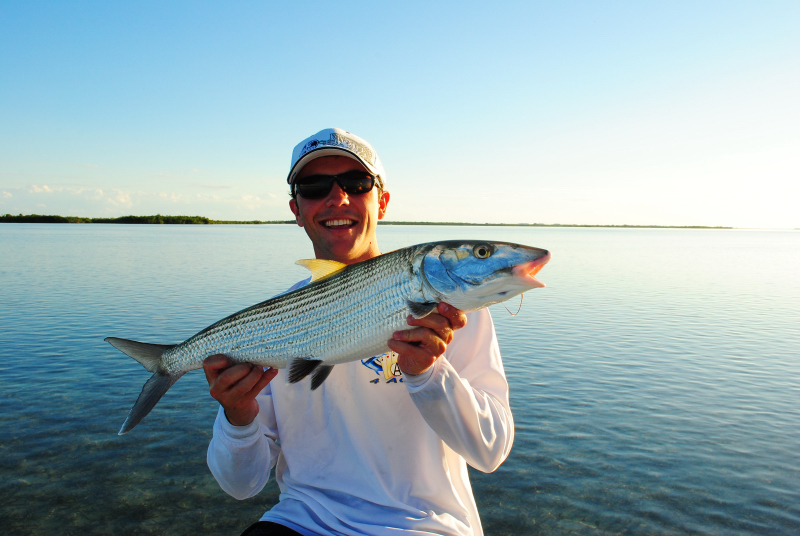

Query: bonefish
[[107, 240, 551, 434]]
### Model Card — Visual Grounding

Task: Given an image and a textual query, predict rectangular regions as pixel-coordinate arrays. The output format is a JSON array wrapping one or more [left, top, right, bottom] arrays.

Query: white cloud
[[190, 182, 239, 190], [154, 191, 186, 202], [106, 190, 133, 207], [30, 184, 57, 193], [2, 184, 360, 222], [240, 194, 265, 211]]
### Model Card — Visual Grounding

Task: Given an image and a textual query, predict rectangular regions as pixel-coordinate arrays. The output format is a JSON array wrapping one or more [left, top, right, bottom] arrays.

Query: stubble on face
[[289, 156, 390, 265]]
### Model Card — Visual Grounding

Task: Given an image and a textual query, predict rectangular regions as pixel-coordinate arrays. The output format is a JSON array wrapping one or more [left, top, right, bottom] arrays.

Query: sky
[[1, 1, 798, 228]]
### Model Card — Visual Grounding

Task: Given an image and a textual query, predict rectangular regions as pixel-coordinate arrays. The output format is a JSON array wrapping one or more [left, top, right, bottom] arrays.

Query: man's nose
[[325, 182, 350, 206]]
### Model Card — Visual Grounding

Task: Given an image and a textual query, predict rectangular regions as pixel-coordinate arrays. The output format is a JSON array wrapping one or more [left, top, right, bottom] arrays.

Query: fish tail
[[105, 337, 181, 435]]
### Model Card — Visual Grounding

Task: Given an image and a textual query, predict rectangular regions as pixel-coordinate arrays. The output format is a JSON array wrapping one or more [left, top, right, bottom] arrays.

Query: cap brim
[[287, 147, 379, 184]]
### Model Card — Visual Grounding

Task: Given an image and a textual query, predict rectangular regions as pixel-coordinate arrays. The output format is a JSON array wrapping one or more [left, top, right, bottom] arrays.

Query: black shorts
[[240, 521, 304, 536]]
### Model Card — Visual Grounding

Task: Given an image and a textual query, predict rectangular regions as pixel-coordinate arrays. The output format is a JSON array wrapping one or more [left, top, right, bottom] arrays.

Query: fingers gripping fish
[[106, 240, 551, 434]]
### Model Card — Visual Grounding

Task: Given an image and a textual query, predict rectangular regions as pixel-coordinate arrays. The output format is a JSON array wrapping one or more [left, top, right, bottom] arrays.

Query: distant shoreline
[[1, 213, 736, 229]]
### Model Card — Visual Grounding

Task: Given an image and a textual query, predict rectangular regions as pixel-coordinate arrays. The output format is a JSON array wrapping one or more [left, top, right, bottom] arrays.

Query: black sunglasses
[[293, 171, 377, 199]]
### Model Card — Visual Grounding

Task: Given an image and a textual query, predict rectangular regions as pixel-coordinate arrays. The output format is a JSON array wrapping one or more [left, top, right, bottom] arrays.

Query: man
[[204, 128, 514, 536]]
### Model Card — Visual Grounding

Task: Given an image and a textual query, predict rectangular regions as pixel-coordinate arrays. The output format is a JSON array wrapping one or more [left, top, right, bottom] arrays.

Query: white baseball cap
[[287, 128, 386, 190]]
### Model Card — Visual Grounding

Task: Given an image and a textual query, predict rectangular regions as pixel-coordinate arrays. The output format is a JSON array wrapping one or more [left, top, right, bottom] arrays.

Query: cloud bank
[[0, 184, 291, 221]]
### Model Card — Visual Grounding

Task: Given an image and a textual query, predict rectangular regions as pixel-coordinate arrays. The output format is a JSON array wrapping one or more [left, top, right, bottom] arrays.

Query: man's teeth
[[325, 219, 355, 228]]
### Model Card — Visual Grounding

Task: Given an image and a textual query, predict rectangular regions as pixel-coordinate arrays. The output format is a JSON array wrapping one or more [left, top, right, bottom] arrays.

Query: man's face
[[289, 155, 390, 264]]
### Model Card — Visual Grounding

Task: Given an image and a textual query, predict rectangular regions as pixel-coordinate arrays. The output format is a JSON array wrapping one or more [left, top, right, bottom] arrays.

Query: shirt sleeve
[[405, 308, 514, 473], [206, 383, 281, 500], [206, 279, 310, 500]]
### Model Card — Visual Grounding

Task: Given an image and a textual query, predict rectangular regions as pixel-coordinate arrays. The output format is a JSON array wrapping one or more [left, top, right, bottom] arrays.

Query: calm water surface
[[1, 224, 798, 535]]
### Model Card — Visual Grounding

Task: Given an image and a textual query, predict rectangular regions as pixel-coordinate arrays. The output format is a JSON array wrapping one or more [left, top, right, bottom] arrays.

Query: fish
[[106, 240, 551, 434]]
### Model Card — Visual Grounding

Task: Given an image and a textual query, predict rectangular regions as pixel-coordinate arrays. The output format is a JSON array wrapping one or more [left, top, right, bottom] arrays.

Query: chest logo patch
[[361, 352, 404, 384]]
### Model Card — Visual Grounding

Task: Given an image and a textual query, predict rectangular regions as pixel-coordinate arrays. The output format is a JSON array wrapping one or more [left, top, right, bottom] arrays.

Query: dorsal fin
[[295, 259, 348, 282]]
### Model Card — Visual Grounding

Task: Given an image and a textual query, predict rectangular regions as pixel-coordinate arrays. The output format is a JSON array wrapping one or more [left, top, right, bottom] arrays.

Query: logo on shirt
[[361, 352, 404, 384]]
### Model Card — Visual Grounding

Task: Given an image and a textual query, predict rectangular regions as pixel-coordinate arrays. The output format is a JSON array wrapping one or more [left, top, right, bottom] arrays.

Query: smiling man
[[289, 152, 388, 266], [204, 128, 514, 536]]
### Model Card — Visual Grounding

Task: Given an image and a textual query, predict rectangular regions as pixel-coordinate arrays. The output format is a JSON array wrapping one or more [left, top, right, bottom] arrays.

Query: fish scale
[[106, 240, 550, 434], [161, 248, 416, 374]]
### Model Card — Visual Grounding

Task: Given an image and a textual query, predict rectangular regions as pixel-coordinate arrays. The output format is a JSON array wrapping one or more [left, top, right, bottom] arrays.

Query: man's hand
[[388, 302, 468, 376], [203, 355, 278, 427]]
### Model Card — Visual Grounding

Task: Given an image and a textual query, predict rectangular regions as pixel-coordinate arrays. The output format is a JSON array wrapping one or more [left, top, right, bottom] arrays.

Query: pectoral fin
[[406, 300, 439, 319]]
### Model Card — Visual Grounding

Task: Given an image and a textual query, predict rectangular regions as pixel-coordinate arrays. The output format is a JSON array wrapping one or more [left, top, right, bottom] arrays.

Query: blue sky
[[1, 1, 798, 227]]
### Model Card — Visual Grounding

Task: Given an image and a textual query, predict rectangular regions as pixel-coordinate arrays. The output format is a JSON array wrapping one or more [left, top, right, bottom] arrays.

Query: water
[[1, 224, 798, 535]]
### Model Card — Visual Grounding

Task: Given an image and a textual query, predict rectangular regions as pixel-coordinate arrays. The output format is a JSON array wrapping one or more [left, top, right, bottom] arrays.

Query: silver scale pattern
[[159, 246, 425, 376]]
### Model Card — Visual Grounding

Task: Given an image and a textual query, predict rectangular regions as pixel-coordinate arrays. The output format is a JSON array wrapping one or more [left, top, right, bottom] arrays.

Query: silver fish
[[107, 240, 550, 434]]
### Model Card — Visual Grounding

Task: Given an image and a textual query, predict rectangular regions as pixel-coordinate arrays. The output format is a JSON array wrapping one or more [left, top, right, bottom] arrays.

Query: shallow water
[[1, 224, 798, 535]]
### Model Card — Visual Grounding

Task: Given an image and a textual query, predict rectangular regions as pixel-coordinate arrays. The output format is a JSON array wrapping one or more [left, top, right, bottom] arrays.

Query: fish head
[[420, 241, 551, 311]]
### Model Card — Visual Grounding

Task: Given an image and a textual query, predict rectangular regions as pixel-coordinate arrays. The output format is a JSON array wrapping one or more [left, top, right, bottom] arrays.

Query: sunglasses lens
[[295, 178, 332, 199], [338, 171, 375, 194], [296, 172, 375, 199]]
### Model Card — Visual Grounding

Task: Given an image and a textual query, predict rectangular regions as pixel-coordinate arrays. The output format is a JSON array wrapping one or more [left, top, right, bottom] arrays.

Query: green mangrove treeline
[[1, 214, 293, 225], [2, 213, 732, 229]]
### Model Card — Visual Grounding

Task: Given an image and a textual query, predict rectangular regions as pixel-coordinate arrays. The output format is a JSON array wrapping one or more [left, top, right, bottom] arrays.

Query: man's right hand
[[203, 355, 278, 427]]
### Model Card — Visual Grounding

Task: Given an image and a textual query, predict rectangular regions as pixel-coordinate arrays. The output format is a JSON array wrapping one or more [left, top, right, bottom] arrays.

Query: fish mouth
[[512, 251, 551, 288]]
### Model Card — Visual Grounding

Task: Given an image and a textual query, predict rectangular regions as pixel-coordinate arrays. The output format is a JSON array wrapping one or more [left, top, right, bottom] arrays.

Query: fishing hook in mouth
[[503, 293, 523, 316]]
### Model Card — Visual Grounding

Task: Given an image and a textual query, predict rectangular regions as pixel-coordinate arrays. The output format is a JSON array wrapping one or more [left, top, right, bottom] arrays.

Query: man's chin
[[317, 235, 362, 261]]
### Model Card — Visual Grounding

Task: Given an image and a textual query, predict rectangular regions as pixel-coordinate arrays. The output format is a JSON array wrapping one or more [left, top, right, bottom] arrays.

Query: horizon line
[[5, 213, 790, 230]]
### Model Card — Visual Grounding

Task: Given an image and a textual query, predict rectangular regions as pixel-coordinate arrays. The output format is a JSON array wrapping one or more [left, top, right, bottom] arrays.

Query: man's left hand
[[388, 302, 468, 376]]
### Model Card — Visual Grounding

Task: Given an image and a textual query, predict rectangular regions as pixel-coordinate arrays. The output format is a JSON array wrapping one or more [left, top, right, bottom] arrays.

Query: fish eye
[[473, 244, 493, 259]]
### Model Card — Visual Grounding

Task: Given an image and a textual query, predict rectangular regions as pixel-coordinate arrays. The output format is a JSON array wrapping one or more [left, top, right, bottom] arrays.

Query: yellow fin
[[295, 259, 348, 282]]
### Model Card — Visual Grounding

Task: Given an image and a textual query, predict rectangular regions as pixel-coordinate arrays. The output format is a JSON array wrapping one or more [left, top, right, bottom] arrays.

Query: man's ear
[[289, 198, 304, 227], [378, 191, 390, 220]]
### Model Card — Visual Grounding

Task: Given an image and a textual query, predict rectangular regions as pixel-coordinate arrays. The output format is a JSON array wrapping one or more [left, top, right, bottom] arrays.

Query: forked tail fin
[[105, 337, 182, 435]]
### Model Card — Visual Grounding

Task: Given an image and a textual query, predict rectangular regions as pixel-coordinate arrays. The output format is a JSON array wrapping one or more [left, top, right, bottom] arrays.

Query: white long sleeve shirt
[[207, 306, 514, 536]]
